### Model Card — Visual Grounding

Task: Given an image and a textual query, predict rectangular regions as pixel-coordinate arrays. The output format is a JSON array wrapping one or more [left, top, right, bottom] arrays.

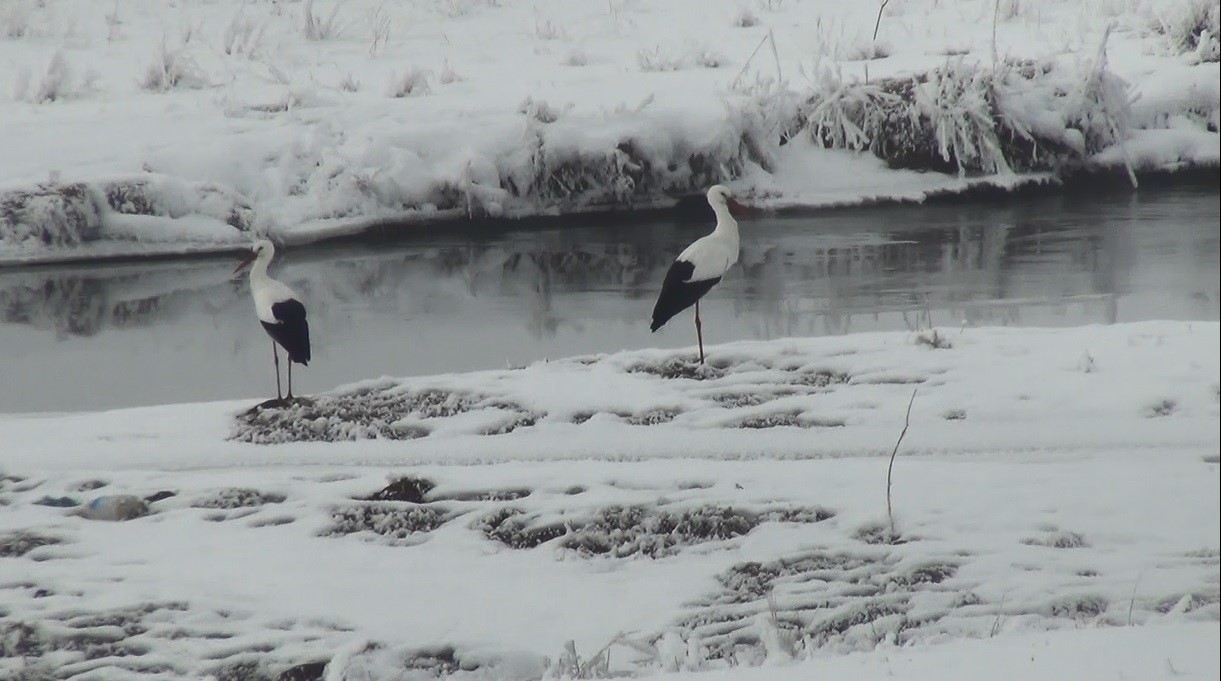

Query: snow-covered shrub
[[1149, 0, 1220, 63], [795, 54, 1134, 176], [388, 66, 431, 97], [141, 39, 207, 92], [27, 50, 73, 103], [518, 96, 563, 124], [101, 175, 254, 230], [0, 183, 105, 247]]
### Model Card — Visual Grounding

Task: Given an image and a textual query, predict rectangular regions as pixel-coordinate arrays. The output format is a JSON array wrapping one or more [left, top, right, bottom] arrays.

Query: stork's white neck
[[249, 250, 275, 286], [711, 202, 739, 239]]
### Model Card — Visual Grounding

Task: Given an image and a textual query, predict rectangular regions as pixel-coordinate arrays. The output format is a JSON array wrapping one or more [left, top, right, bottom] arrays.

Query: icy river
[[1, 184, 1217, 413]]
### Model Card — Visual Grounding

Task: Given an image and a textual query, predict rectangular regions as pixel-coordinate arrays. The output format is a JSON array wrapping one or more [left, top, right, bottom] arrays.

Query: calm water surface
[[1, 187, 1217, 413]]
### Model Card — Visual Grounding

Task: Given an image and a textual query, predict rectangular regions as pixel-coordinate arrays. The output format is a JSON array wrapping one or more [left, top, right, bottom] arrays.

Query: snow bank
[[0, 0, 1217, 265], [0, 322, 1216, 679]]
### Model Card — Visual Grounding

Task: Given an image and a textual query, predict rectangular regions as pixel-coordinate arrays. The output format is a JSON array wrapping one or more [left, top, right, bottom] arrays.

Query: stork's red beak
[[233, 250, 257, 275], [726, 197, 753, 219]]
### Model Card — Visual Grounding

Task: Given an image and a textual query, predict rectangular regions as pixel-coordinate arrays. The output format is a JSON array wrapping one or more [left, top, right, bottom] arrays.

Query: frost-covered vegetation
[[0, 0, 1217, 263]]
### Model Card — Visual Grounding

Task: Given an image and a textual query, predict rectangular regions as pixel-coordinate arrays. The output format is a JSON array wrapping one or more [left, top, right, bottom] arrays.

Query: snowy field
[[1, 0, 1219, 264], [1, 321, 1218, 679]]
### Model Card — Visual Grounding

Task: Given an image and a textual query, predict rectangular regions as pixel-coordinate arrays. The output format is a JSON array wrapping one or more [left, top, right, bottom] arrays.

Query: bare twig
[[886, 388, 918, 534], [1128, 571, 1144, 625], [872, 0, 890, 41], [990, 593, 1008, 637]]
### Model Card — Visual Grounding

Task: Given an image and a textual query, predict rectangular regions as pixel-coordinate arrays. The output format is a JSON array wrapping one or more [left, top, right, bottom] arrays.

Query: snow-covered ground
[[1, 321, 1217, 679], [2, 0, 1218, 264]]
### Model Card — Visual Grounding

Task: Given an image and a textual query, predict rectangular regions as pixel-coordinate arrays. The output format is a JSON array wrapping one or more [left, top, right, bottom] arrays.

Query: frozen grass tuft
[[301, 0, 343, 41], [637, 45, 727, 72], [1148, 0, 1220, 63], [17, 51, 96, 104], [141, 39, 207, 92], [734, 9, 759, 28], [388, 66, 432, 97], [366, 3, 391, 56], [222, 12, 266, 58], [561, 49, 589, 66]]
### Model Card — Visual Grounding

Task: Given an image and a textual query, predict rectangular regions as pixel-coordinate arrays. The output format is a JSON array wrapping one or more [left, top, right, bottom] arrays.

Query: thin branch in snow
[[872, 0, 890, 42], [886, 388, 917, 535]]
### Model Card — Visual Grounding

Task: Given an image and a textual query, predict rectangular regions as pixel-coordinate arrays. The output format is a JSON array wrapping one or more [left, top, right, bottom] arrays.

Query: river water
[[1, 186, 1217, 413]]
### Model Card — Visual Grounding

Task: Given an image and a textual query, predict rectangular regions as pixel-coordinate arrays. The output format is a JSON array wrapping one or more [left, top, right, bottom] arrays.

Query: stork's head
[[234, 239, 275, 275], [706, 184, 750, 218]]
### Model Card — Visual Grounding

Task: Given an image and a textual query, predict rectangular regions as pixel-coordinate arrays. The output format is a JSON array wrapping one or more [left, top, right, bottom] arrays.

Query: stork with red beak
[[234, 239, 310, 400], [650, 185, 750, 364]]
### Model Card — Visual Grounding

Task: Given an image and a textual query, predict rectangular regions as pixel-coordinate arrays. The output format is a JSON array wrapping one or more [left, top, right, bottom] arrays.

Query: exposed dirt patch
[[325, 503, 452, 541], [785, 368, 851, 388], [628, 357, 726, 381], [230, 387, 490, 444], [0, 531, 63, 558], [441, 488, 531, 502], [708, 389, 793, 408], [1048, 594, 1109, 620], [561, 505, 760, 558], [1022, 530, 1089, 549], [362, 477, 436, 503], [274, 660, 328, 681], [193, 488, 287, 509], [482, 410, 541, 435], [625, 408, 681, 426], [736, 411, 802, 429], [853, 521, 911, 545], [473, 508, 569, 549], [1145, 398, 1179, 417]]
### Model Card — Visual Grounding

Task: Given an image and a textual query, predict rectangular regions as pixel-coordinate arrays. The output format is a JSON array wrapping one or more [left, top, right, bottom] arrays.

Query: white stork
[[650, 184, 750, 364], [234, 239, 311, 400]]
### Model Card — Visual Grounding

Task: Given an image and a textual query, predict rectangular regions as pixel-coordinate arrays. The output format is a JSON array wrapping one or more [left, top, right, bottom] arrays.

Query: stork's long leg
[[695, 299, 705, 365], [272, 341, 282, 400], [287, 360, 294, 400]]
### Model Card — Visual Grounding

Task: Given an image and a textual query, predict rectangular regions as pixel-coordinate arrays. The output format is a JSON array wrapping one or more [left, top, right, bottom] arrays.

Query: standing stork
[[234, 239, 310, 400], [650, 185, 750, 364]]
